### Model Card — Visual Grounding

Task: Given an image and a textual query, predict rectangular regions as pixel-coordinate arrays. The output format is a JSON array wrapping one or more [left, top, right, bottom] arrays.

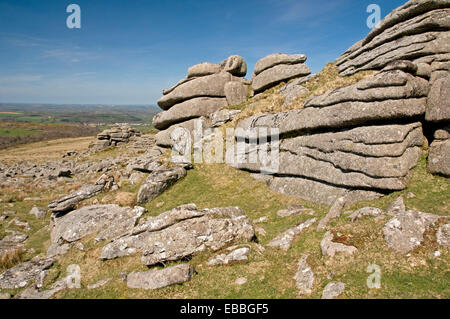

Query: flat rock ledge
[[100, 204, 255, 266]]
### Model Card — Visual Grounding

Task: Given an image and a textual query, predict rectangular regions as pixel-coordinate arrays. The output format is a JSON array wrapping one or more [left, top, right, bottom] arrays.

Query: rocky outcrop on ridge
[[335, 1, 450, 77], [153, 55, 249, 147], [252, 53, 311, 94], [90, 125, 141, 151], [231, 1, 450, 204], [234, 67, 428, 204]]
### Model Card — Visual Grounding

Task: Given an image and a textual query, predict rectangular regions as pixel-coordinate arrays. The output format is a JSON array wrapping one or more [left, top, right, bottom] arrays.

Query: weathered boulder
[[224, 81, 249, 106], [276, 205, 314, 217], [210, 109, 241, 128], [280, 80, 309, 106], [100, 204, 255, 266], [0, 258, 53, 289], [188, 62, 222, 78], [127, 264, 194, 290], [47, 205, 144, 257], [137, 166, 187, 204], [219, 55, 247, 77], [235, 122, 424, 192], [152, 97, 227, 130], [253, 53, 307, 76], [48, 183, 105, 214], [383, 209, 440, 254], [157, 72, 240, 110], [428, 127, 450, 177], [426, 77, 450, 122], [252, 63, 311, 94], [267, 218, 316, 251], [293, 254, 314, 295], [320, 231, 357, 257], [321, 282, 345, 299]]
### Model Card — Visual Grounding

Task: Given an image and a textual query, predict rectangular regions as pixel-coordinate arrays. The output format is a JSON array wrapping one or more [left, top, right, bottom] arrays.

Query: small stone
[[206, 247, 250, 266], [87, 278, 112, 289], [253, 216, 268, 224], [321, 282, 345, 299], [29, 207, 47, 219], [406, 192, 416, 199], [255, 227, 266, 237], [235, 277, 247, 285], [0, 292, 11, 299], [127, 264, 194, 290], [437, 224, 450, 246]]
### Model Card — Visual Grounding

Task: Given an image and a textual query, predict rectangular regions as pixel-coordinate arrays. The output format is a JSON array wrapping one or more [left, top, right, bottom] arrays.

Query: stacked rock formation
[[153, 55, 250, 148], [252, 53, 311, 94], [90, 126, 141, 151], [231, 0, 449, 204], [336, 0, 450, 178]]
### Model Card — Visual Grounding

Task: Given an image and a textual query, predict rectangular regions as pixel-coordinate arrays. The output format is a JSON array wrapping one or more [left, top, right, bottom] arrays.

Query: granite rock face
[[335, 1, 450, 76], [100, 204, 255, 266], [427, 126, 450, 177], [91, 125, 141, 150], [47, 204, 145, 257], [252, 53, 311, 94], [0, 258, 54, 289], [154, 55, 248, 149]]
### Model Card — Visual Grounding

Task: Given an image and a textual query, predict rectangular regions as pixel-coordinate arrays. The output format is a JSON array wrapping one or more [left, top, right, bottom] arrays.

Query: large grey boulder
[[235, 123, 424, 191], [252, 63, 311, 94], [0, 258, 54, 289], [100, 204, 255, 266], [253, 53, 307, 76], [426, 77, 450, 122], [152, 97, 227, 130], [127, 264, 194, 290], [47, 205, 145, 257], [137, 166, 187, 204], [187, 62, 221, 78], [383, 210, 440, 254], [157, 72, 240, 110], [219, 55, 247, 77]]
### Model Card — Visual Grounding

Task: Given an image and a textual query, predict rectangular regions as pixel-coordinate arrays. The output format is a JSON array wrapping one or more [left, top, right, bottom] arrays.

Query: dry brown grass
[[0, 136, 95, 164], [0, 247, 26, 271], [227, 63, 376, 127]]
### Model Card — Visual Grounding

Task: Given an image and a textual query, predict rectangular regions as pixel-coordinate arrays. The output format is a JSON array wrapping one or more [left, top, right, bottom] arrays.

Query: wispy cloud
[[0, 74, 43, 84]]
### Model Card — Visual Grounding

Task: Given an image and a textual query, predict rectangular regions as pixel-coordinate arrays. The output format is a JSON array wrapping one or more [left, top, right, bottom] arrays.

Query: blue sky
[[0, 0, 406, 105]]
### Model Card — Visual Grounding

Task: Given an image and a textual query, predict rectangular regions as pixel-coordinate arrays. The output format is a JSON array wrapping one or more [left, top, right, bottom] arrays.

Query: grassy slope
[[2, 149, 447, 299]]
